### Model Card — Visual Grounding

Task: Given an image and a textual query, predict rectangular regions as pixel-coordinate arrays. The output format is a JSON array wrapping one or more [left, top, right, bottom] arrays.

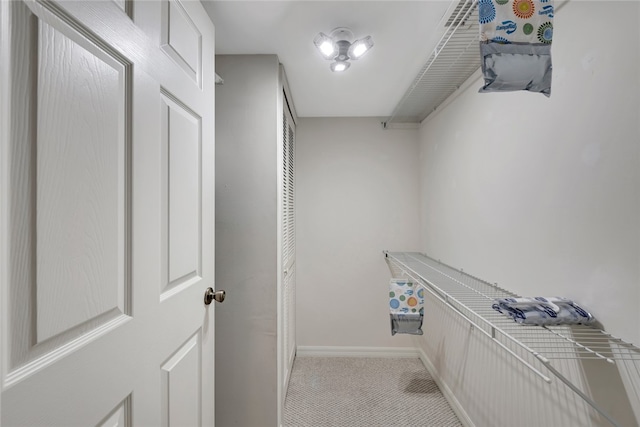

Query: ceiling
[[202, 1, 455, 118]]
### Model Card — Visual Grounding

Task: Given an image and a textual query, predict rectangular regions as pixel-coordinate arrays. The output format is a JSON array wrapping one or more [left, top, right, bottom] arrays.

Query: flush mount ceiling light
[[313, 27, 374, 72]]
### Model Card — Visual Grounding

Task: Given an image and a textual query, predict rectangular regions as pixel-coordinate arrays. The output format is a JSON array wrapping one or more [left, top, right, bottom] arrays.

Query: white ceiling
[[202, 1, 455, 118]]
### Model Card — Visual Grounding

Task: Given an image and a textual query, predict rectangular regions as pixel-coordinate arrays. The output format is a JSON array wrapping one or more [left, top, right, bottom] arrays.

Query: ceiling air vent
[[445, 0, 476, 28]]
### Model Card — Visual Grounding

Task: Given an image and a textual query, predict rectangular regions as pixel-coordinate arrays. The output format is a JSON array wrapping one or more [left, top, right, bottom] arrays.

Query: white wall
[[419, 0, 640, 347], [416, 1, 640, 425], [215, 55, 280, 427], [296, 117, 421, 349]]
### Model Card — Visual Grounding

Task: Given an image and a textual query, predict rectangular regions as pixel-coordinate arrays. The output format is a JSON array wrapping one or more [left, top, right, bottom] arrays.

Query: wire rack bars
[[384, 251, 640, 427]]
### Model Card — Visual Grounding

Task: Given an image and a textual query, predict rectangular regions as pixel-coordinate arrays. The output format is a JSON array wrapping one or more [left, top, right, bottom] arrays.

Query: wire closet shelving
[[383, 0, 480, 126], [384, 251, 640, 427], [383, 0, 569, 127]]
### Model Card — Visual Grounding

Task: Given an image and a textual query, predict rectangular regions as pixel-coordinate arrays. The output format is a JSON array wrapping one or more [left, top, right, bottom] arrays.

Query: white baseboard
[[416, 347, 475, 427], [296, 345, 420, 358]]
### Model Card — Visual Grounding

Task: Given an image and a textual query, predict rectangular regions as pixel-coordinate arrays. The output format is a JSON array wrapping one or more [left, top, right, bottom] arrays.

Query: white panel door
[[0, 0, 215, 425]]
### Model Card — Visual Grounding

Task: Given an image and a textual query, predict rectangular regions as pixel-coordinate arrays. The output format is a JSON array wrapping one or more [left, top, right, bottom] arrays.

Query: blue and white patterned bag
[[478, 0, 554, 96], [389, 279, 425, 335], [492, 296, 595, 325]]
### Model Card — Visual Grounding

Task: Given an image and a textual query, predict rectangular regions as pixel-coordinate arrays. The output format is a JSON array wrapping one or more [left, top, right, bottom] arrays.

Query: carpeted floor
[[283, 357, 462, 427]]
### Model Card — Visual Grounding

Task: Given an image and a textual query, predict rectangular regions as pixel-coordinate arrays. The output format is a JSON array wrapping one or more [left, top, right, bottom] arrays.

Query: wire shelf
[[383, 0, 570, 127], [384, 251, 640, 427], [383, 0, 480, 126]]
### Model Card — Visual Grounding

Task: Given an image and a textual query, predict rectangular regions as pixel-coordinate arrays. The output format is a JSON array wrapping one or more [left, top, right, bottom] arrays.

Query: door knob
[[204, 288, 225, 305]]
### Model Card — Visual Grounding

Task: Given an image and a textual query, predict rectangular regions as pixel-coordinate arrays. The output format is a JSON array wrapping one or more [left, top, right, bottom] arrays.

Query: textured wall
[[296, 117, 421, 349], [416, 1, 640, 425], [215, 55, 280, 427]]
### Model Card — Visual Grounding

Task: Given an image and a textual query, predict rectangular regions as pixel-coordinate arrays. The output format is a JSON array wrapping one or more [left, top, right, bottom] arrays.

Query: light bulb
[[348, 36, 374, 59], [319, 41, 334, 57], [330, 61, 350, 72], [351, 43, 367, 58], [314, 32, 336, 59]]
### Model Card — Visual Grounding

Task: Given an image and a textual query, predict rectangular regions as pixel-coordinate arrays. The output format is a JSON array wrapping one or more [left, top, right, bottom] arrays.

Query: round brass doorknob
[[204, 288, 225, 305]]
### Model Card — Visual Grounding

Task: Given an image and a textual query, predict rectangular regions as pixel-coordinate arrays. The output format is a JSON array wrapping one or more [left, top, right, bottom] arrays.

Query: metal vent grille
[[281, 91, 296, 396], [384, 0, 479, 126]]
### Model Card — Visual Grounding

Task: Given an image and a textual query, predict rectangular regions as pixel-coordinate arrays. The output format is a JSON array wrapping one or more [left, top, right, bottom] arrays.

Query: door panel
[[160, 0, 202, 86], [5, 0, 133, 386], [161, 332, 202, 427], [98, 396, 132, 427], [1, 0, 215, 425], [35, 17, 129, 343], [160, 91, 202, 297]]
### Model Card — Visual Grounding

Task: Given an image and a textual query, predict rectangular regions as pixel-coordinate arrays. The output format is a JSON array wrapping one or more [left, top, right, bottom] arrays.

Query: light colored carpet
[[283, 357, 462, 427]]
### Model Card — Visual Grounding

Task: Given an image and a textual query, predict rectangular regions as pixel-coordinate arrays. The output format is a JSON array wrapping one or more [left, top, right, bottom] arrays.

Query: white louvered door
[[281, 92, 296, 399], [0, 1, 215, 425]]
